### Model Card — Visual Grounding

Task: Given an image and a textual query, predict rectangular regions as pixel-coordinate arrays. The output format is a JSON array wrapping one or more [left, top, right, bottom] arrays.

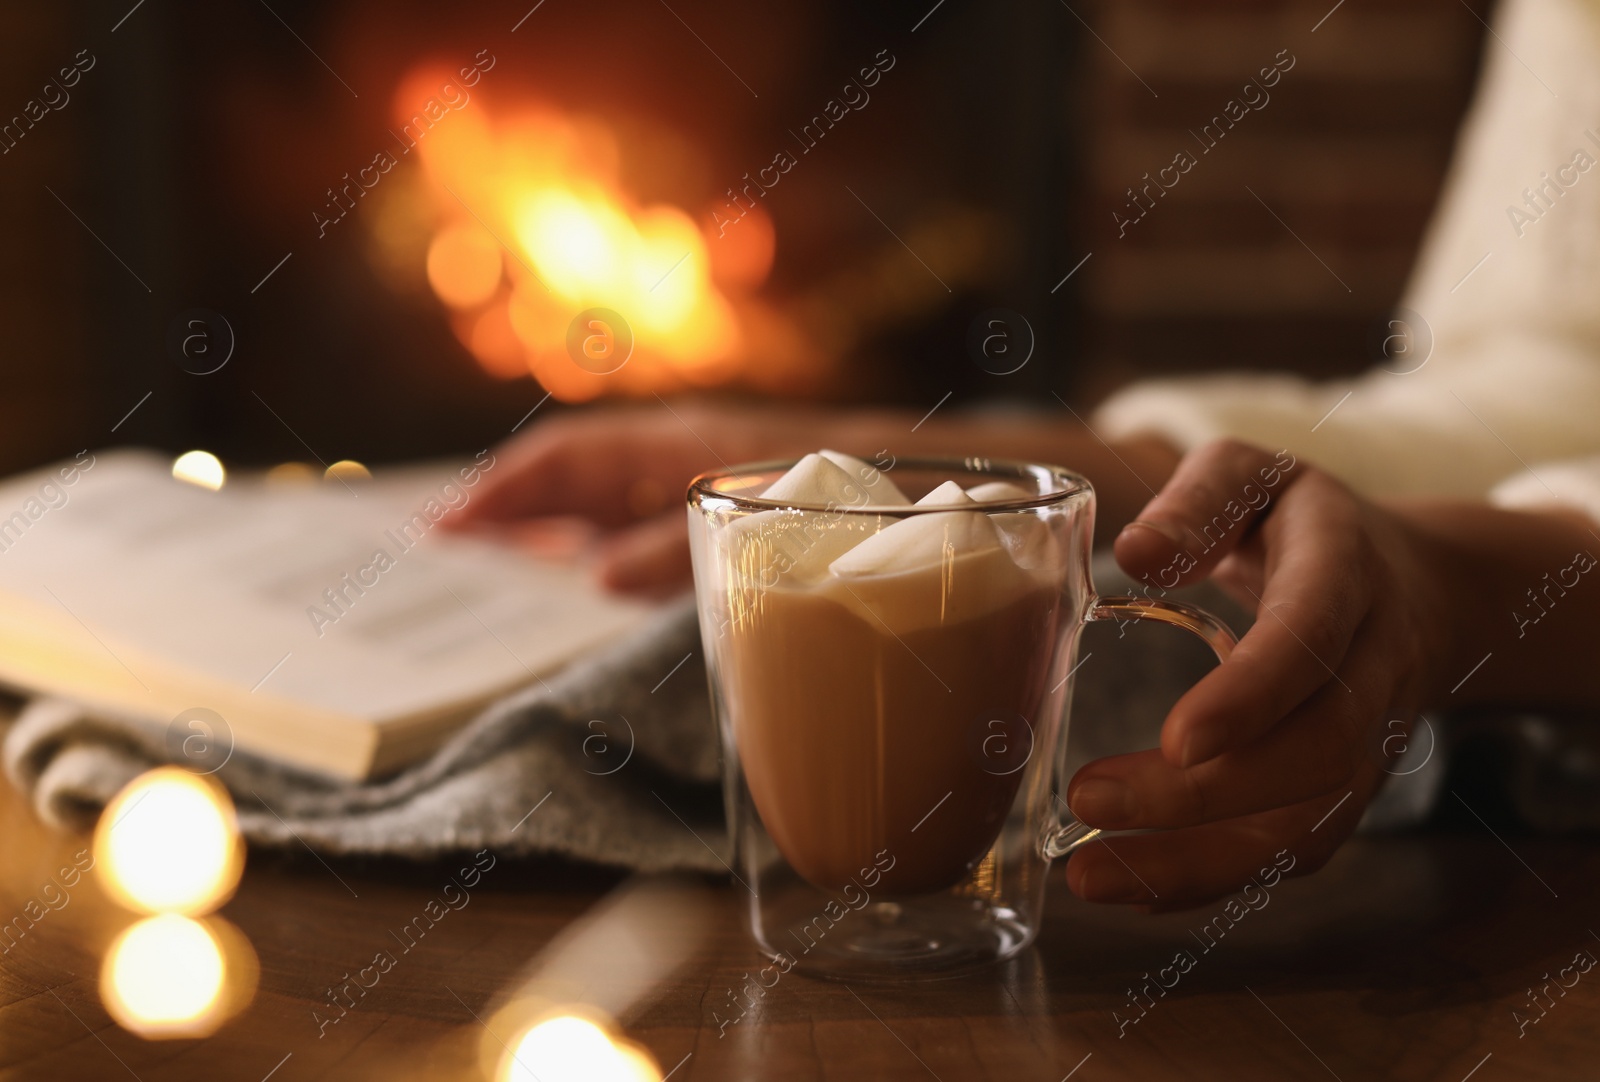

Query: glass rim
[[686, 454, 1093, 514]]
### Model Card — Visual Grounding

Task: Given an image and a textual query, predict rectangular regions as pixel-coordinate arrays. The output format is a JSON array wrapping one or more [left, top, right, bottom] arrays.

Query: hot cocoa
[[711, 455, 1064, 894]]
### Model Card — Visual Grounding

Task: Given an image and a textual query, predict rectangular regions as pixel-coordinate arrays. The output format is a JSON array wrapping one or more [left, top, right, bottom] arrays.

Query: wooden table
[[1, 773, 1595, 1082]]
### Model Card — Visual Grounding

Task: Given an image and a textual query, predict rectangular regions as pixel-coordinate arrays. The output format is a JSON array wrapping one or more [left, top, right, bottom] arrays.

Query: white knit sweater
[[1093, 0, 1600, 522]]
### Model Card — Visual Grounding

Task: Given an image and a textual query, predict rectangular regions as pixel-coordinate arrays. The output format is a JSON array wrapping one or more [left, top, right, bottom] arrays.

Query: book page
[[0, 450, 653, 727]]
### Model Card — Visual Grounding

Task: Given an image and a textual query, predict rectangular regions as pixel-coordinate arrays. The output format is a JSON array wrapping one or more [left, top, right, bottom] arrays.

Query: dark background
[[0, 0, 1488, 474]]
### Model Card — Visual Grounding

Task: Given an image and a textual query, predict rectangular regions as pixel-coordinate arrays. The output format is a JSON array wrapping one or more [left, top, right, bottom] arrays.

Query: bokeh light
[[264, 462, 319, 485], [502, 1012, 661, 1082], [428, 223, 503, 308], [171, 450, 225, 491], [325, 459, 373, 482], [94, 768, 243, 916], [99, 914, 258, 1040]]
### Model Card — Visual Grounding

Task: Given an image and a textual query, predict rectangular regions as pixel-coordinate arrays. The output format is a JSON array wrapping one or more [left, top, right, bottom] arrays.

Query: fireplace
[[4, 0, 1485, 474]]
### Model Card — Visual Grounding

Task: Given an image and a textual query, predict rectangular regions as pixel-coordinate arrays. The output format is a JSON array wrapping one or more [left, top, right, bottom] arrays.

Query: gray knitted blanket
[[8, 568, 1556, 870], [3, 597, 728, 872]]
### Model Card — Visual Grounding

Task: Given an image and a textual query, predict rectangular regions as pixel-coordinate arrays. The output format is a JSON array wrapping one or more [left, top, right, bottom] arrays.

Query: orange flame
[[392, 66, 782, 403]]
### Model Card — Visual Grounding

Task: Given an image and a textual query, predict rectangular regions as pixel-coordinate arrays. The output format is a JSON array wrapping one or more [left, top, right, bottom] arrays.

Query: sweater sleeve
[[1491, 456, 1600, 525], [1093, 0, 1600, 500]]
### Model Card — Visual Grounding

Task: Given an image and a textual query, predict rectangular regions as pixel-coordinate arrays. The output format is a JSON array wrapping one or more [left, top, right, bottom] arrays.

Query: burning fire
[[389, 66, 792, 403]]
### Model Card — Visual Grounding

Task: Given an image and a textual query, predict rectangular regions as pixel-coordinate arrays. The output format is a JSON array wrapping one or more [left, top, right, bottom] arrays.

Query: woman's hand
[[447, 403, 900, 593], [447, 405, 782, 593], [448, 401, 1181, 593], [1066, 438, 1460, 910]]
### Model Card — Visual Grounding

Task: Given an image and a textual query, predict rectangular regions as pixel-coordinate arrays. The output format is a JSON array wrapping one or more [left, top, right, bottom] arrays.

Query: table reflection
[[501, 1010, 659, 1082]]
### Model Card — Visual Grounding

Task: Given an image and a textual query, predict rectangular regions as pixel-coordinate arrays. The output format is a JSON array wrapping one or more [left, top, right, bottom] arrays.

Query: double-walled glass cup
[[687, 457, 1236, 978]]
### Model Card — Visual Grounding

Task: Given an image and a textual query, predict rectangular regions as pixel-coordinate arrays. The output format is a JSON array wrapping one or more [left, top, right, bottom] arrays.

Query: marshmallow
[[965, 480, 1034, 502], [818, 450, 908, 505], [760, 453, 861, 506], [916, 480, 974, 507], [720, 453, 892, 587], [829, 481, 999, 579], [713, 452, 1060, 627], [965, 479, 1059, 569]]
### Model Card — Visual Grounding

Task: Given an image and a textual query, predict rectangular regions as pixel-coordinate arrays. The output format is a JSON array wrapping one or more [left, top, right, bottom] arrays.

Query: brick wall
[[0, 9, 105, 474], [1072, 0, 1492, 402]]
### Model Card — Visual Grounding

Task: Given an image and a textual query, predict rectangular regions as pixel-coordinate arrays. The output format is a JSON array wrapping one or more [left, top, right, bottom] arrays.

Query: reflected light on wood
[[503, 1011, 659, 1082], [479, 876, 712, 1082], [99, 914, 258, 1040]]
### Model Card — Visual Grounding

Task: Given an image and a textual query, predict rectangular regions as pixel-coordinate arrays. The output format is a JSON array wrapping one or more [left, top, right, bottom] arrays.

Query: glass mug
[[687, 456, 1236, 978]]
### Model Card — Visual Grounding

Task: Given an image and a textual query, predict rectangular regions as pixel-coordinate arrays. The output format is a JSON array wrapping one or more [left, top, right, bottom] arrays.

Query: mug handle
[[1043, 594, 1239, 859]]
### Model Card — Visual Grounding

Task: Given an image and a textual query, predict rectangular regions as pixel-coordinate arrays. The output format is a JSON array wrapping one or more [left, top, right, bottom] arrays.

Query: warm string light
[[95, 768, 243, 915], [171, 450, 225, 491], [178, 455, 371, 489], [324, 459, 373, 482], [265, 462, 320, 485]]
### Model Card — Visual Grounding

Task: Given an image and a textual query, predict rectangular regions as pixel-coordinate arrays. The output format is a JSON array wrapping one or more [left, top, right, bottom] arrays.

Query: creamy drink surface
[[714, 457, 1063, 895]]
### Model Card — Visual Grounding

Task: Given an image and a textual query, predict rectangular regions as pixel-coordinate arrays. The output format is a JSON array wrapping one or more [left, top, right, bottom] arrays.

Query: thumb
[[1112, 439, 1301, 589]]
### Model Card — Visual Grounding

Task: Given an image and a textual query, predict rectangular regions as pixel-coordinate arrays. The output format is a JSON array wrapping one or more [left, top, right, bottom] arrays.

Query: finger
[[1070, 617, 1389, 829], [1066, 779, 1372, 910], [1159, 471, 1376, 767], [448, 422, 616, 526], [453, 412, 704, 529], [1209, 539, 1266, 607], [596, 513, 693, 595], [470, 517, 601, 561], [1113, 439, 1302, 588]]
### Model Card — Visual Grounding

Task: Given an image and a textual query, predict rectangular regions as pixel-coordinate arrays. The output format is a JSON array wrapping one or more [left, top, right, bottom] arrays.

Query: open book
[[0, 450, 653, 780]]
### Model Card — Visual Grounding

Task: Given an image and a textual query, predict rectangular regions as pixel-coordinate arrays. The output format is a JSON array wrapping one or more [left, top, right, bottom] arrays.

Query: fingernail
[[1071, 779, 1137, 827], [1120, 519, 1185, 548]]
